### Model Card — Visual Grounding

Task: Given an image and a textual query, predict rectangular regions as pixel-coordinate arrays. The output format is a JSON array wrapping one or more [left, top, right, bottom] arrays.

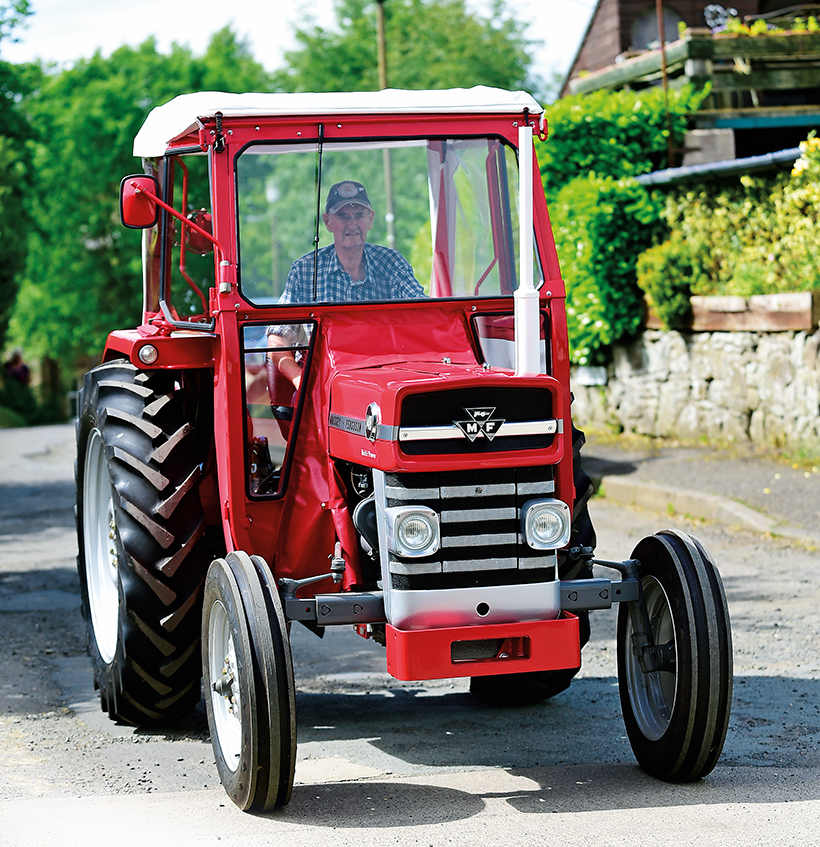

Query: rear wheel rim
[[208, 598, 243, 771], [624, 575, 677, 741], [83, 428, 119, 664]]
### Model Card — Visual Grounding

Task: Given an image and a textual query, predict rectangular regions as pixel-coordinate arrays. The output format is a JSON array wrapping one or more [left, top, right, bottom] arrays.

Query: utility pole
[[376, 0, 396, 248], [656, 0, 675, 168]]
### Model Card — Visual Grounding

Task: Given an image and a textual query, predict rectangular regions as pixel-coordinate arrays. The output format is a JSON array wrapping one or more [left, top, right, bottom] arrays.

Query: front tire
[[203, 552, 296, 812], [617, 530, 732, 782], [76, 360, 211, 724]]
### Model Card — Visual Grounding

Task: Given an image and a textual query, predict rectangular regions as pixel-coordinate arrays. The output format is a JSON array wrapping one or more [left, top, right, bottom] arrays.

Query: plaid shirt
[[279, 243, 425, 304]]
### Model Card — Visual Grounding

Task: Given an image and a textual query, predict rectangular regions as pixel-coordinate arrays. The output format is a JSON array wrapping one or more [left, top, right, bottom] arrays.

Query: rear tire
[[76, 360, 211, 724], [617, 530, 732, 782], [203, 552, 296, 812]]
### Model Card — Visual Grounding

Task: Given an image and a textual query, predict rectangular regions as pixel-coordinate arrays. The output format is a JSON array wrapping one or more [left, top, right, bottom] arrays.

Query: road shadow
[[273, 671, 820, 827], [582, 454, 637, 493], [281, 781, 485, 826], [0, 480, 76, 536], [275, 759, 820, 828], [294, 673, 820, 765]]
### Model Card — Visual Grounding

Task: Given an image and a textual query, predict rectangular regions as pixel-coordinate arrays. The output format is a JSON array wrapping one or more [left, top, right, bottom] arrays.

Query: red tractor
[[75, 88, 732, 812]]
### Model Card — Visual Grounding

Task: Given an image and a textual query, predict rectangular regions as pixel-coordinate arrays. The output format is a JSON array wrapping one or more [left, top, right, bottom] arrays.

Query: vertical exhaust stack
[[514, 124, 542, 377]]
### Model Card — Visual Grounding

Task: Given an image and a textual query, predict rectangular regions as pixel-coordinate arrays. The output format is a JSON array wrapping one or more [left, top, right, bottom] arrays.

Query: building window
[[630, 7, 684, 51]]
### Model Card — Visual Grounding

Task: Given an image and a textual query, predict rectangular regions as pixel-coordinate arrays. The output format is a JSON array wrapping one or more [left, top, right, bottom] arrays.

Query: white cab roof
[[133, 87, 543, 157]]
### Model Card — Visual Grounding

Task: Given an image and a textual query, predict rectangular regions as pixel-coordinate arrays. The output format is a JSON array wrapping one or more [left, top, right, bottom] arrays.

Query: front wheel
[[617, 530, 732, 782], [203, 552, 296, 812]]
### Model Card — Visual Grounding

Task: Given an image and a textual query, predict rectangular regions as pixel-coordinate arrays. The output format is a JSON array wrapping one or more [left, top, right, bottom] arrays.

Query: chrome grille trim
[[385, 484, 439, 500], [443, 557, 517, 572], [440, 482, 515, 498], [519, 553, 558, 570], [398, 419, 558, 442], [381, 467, 559, 588], [388, 560, 442, 575], [441, 507, 516, 522], [517, 480, 555, 495], [442, 532, 518, 548]]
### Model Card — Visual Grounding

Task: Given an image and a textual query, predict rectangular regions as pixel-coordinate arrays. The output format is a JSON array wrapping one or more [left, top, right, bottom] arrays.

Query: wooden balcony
[[568, 28, 820, 109]]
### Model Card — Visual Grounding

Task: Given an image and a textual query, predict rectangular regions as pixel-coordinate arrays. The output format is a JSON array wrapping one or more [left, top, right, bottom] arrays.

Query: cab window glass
[[163, 154, 214, 319], [236, 138, 543, 305], [472, 312, 548, 373], [243, 322, 314, 498]]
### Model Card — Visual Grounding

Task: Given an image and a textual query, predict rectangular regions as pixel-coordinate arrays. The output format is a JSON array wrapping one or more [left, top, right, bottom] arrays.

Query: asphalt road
[[0, 424, 818, 846]]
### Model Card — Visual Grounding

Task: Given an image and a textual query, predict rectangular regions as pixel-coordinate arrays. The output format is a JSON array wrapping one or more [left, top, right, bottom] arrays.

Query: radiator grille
[[384, 466, 557, 590], [399, 386, 555, 455]]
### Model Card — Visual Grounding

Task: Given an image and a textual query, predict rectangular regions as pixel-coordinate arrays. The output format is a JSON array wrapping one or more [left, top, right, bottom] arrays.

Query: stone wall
[[571, 328, 820, 447]]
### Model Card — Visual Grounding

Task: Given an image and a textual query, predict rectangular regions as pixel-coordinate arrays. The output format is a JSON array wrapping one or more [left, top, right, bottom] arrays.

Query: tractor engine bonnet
[[327, 362, 564, 471]]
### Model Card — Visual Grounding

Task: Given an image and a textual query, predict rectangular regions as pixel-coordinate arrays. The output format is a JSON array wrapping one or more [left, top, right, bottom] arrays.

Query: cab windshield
[[236, 137, 540, 306]]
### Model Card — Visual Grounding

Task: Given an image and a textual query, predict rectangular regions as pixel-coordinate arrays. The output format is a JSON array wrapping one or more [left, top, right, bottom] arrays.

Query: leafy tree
[[539, 84, 708, 362], [8, 29, 272, 375], [636, 133, 820, 328], [275, 0, 537, 95], [0, 0, 29, 44], [0, 0, 34, 350]]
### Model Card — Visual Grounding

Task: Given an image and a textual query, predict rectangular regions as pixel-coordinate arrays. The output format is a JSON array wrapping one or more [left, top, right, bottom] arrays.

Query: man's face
[[323, 203, 375, 249]]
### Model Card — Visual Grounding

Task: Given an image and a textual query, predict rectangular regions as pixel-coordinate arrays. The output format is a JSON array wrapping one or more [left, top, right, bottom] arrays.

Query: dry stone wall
[[571, 328, 820, 448]]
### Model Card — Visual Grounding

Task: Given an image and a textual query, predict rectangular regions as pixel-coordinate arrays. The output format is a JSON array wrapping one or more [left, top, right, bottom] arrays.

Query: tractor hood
[[327, 362, 564, 473]]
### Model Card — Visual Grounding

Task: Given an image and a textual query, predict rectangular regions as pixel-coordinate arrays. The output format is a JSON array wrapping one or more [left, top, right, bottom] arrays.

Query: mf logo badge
[[454, 407, 505, 441]]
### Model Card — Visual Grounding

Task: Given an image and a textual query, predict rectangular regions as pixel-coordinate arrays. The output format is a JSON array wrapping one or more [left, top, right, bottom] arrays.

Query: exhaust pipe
[[514, 124, 542, 377]]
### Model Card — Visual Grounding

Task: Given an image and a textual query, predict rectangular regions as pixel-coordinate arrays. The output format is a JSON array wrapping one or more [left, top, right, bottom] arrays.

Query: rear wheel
[[203, 552, 296, 812], [76, 360, 211, 724], [617, 530, 732, 782]]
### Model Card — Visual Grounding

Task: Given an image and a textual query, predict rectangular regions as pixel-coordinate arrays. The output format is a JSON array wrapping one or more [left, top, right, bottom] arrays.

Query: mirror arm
[[128, 180, 227, 264]]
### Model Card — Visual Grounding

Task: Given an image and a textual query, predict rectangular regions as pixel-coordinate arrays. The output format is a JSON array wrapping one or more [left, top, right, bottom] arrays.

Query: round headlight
[[522, 499, 571, 550], [397, 513, 436, 552], [384, 506, 440, 557], [529, 509, 564, 546]]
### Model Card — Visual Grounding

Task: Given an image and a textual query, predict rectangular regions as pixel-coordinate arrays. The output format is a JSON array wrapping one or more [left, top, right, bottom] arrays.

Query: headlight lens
[[522, 499, 571, 550], [385, 506, 440, 557]]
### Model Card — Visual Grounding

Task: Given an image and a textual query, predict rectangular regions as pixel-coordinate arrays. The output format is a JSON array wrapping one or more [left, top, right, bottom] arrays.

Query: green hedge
[[552, 175, 662, 365], [538, 84, 710, 196], [636, 134, 820, 328], [537, 86, 706, 362]]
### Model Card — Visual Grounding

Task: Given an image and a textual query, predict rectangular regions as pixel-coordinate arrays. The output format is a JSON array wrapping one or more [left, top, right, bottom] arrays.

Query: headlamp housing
[[521, 498, 571, 550], [384, 506, 440, 558]]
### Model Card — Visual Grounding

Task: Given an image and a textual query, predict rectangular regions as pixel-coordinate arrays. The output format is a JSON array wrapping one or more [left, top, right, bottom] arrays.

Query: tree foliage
[[0, 0, 35, 348], [8, 29, 272, 368], [538, 84, 708, 362], [0, 0, 29, 46], [275, 0, 536, 95]]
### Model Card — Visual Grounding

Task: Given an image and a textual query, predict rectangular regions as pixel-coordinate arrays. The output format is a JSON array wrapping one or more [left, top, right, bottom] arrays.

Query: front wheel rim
[[83, 428, 120, 664], [625, 575, 677, 741], [208, 599, 243, 771]]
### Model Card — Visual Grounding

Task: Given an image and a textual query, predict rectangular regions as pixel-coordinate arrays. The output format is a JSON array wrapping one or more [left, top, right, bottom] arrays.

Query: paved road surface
[[0, 425, 817, 846]]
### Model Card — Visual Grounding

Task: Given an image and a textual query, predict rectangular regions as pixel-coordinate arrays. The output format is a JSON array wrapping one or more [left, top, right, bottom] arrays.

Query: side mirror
[[120, 174, 160, 229]]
